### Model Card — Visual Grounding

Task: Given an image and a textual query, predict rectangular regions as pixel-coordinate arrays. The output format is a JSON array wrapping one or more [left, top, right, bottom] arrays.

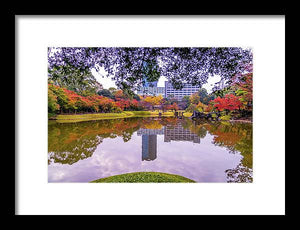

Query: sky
[[91, 67, 221, 94]]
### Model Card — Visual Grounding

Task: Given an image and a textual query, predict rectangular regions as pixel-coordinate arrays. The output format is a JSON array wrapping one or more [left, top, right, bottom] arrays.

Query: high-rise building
[[143, 79, 158, 88], [164, 81, 200, 101], [136, 61, 164, 97], [136, 86, 165, 97]]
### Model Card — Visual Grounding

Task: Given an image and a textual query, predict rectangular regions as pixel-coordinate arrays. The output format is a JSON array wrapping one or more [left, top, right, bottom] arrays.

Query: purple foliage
[[48, 47, 252, 91]]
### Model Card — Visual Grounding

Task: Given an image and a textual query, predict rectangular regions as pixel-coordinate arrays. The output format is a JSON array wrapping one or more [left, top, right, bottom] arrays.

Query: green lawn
[[54, 111, 176, 123], [183, 112, 192, 117], [90, 172, 196, 183]]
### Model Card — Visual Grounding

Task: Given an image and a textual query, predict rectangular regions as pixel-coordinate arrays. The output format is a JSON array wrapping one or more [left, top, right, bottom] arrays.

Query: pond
[[48, 117, 253, 183]]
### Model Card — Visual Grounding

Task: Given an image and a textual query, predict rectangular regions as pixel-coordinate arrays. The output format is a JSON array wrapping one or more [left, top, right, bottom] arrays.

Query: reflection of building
[[142, 135, 157, 161], [138, 127, 163, 161], [137, 128, 164, 136], [138, 121, 201, 162], [165, 81, 200, 101], [164, 123, 201, 143]]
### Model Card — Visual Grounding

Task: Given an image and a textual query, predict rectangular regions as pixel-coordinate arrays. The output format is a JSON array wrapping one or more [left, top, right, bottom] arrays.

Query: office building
[[136, 86, 165, 97], [164, 81, 200, 101]]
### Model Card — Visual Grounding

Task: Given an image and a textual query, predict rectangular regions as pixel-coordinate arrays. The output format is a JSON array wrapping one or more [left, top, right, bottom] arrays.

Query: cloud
[[48, 133, 242, 183]]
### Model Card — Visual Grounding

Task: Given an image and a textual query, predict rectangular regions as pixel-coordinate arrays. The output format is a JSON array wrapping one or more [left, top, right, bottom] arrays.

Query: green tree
[[132, 93, 141, 101], [181, 95, 191, 109], [197, 88, 216, 104], [97, 89, 115, 99], [186, 103, 197, 113], [48, 64, 99, 96], [48, 84, 70, 113], [108, 87, 117, 95], [48, 86, 60, 113]]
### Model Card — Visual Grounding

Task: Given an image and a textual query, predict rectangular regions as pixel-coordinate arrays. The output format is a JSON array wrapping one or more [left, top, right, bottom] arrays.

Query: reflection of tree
[[142, 120, 163, 130], [48, 117, 253, 183], [234, 138, 253, 168], [48, 136, 103, 165], [181, 119, 208, 139], [172, 119, 253, 182], [160, 117, 178, 127], [48, 118, 144, 165], [188, 124, 207, 139], [225, 163, 253, 183], [205, 122, 253, 182], [195, 126, 207, 139], [121, 131, 133, 142]]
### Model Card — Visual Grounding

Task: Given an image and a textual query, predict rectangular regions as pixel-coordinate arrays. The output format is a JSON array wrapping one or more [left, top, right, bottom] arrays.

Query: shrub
[[219, 115, 231, 121]]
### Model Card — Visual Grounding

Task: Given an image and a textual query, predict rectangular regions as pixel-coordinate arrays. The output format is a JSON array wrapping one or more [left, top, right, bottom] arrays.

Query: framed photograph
[[15, 14, 285, 215]]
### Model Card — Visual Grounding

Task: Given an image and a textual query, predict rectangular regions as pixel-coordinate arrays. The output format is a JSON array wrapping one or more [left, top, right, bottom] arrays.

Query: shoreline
[[50, 111, 186, 123], [229, 119, 252, 123], [49, 111, 252, 124]]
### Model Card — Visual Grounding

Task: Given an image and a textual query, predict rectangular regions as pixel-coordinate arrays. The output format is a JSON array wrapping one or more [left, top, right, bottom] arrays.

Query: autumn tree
[[190, 93, 200, 105], [232, 72, 253, 112], [48, 85, 60, 114], [143, 95, 163, 110], [48, 84, 70, 113], [167, 103, 179, 112], [186, 104, 197, 113], [211, 94, 243, 114], [196, 101, 208, 112]]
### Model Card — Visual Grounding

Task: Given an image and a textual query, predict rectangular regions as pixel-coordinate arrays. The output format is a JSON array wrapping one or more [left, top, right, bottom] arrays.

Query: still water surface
[[48, 117, 252, 183]]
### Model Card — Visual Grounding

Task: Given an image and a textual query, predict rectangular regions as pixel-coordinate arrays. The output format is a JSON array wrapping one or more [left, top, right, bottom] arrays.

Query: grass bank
[[51, 110, 193, 123], [90, 172, 196, 183], [52, 110, 184, 123]]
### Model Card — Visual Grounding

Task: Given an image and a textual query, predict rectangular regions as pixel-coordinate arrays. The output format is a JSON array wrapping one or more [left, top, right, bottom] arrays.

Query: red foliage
[[166, 103, 179, 111], [114, 90, 125, 99], [49, 84, 148, 113], [212, 94, 242, 111]]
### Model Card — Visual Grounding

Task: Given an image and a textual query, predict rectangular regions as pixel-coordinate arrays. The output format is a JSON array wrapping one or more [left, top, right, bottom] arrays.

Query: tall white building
[[137, 86, 165, 97], [136, 72, 165, 97], [164, 81, 200, 100]]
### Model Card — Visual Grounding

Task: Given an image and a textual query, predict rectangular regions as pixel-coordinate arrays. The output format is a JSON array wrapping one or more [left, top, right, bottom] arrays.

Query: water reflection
[[188, 120, 253, 182], [48, 118, 143, 165], [48, 117, 253, 182], [164, 122, 201, 143], [141, 135, 157, 161], [137, 121, 202, 161]]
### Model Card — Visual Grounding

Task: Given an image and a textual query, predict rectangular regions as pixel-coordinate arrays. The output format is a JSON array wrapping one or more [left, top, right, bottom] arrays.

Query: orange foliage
[[49, 84, 146, 113]]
